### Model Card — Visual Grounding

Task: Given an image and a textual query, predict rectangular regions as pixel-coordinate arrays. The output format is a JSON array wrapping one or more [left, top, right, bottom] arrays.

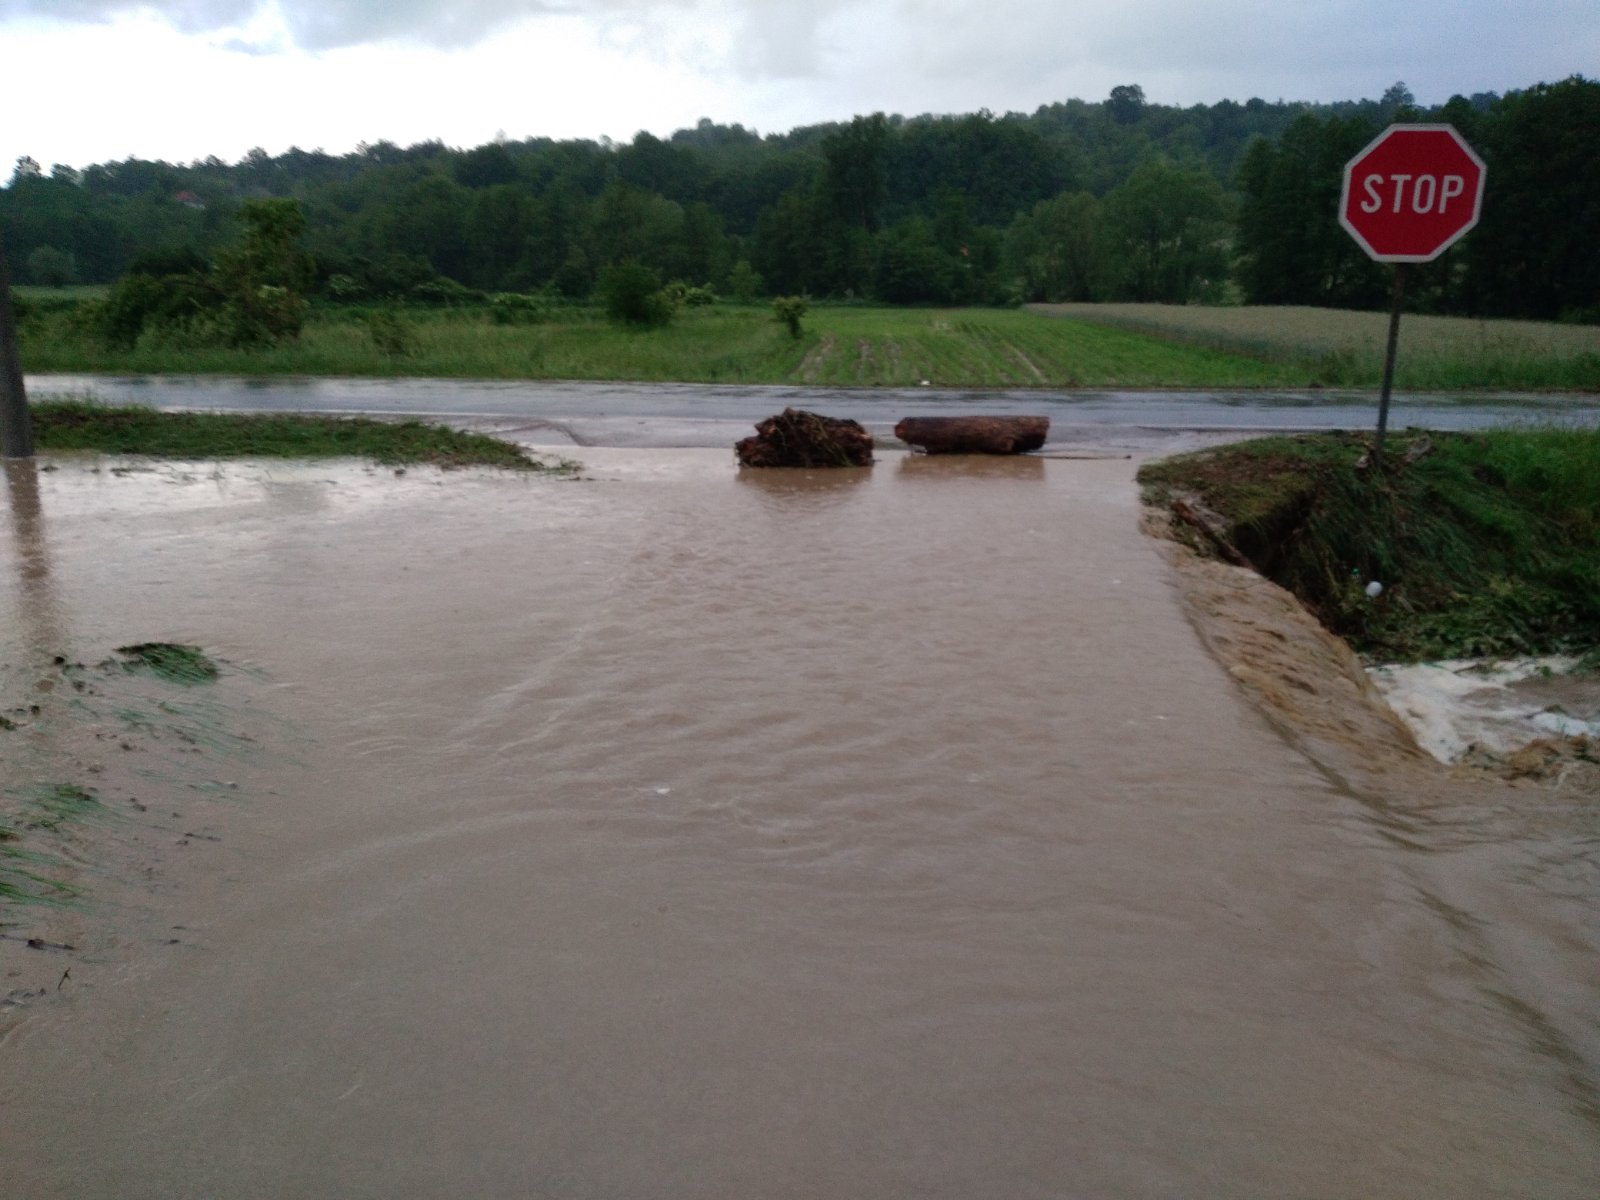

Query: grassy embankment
[[1138, 426, 1600, 664], [24, 397, 566, 470], [1037, 303, 1600, 391]]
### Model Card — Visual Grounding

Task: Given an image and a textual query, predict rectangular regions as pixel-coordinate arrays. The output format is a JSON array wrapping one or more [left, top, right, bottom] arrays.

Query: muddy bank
[[1143, 494, 1600, 800]]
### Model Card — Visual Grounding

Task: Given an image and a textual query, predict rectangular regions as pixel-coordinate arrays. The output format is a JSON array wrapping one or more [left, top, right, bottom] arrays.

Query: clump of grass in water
[[1, 787, 103, 907], [0, 830, 80, 907], [113, 643, 220, 685], [20, 784, 103, 831]]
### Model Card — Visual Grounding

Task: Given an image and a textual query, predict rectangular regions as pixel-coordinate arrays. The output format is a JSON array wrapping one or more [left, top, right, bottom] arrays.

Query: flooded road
[[3, 449, 1598, 1198]]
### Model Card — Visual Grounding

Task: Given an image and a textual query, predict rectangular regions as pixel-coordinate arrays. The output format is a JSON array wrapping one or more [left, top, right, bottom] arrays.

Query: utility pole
[[0, 228, 33, 459]]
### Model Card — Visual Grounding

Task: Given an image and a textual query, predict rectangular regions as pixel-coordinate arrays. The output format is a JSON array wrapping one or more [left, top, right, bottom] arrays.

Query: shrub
[[597, 262, 673, 327], [408, 277, 483, 307], [489, 292, 551, 325], [220, 284, 307, 349], [98, 271, 214, 350], [365, 308, 415, 357], [664, 280, 716, 308], [727, 260, 765, 303], [26, 246, 78, 287], [772, 295, 808, 338], [324, 273, 369, 302]]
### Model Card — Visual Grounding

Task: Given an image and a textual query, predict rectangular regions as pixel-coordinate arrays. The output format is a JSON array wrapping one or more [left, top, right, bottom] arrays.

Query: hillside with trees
[[3, 78, 1596, 322]]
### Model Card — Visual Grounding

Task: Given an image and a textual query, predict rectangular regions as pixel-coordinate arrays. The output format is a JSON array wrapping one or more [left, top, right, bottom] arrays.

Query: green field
[[14, 292, 1600, 391], [1038, 303, 1600, 390]]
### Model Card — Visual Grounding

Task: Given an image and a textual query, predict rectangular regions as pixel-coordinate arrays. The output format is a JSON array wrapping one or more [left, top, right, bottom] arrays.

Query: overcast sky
[[3, 0, 1595, 173]]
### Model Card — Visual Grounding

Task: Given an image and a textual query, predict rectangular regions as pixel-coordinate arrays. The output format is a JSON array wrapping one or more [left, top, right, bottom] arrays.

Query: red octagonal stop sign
[[1339, 124, 1486, 262]]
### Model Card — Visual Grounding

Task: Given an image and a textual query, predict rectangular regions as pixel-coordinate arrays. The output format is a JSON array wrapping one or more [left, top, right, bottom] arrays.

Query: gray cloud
[[0, 0, 698, 51], [0, 0, 1592, 108], [0, 0, 257, 32]]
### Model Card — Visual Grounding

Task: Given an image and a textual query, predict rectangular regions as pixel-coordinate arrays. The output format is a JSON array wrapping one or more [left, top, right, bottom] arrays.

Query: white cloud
[[0, 0, 1594, 171]]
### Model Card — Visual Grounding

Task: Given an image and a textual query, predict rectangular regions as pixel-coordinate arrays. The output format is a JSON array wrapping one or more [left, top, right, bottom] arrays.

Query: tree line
[[2, 78, 1595, 321]]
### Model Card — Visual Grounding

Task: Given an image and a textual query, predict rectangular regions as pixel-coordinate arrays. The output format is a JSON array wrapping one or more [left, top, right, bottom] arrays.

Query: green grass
[[0, 786, 102, 909], [1139, 426, 1600, 661], [1038, 303, 1600, 391], [113, 643, 220, 685], [30, 398, 568, 470], [12, 284, 110, 303], [18, 301, 1311, 388], [20, 295, 1597, 389]]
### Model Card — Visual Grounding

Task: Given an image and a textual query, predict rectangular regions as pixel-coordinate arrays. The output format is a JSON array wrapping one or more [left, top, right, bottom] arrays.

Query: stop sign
[[1339, 124, 1486, 262]]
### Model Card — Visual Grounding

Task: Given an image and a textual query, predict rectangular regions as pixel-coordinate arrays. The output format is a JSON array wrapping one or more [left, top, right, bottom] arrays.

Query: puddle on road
[[2, 450, 1597, 1199]]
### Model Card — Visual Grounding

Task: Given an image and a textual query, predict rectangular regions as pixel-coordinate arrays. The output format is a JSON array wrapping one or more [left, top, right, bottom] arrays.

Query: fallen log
[[893, 415, 1049, 455], [736, 408, 874, 468]]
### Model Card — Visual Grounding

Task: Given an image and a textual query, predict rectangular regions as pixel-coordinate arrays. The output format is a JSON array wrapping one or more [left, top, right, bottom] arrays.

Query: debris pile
[[736, 408, 874, 468]]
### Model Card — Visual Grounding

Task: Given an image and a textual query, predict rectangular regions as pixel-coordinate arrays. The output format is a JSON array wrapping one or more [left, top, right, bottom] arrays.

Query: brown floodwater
[[2, 449, 1597, 1198]]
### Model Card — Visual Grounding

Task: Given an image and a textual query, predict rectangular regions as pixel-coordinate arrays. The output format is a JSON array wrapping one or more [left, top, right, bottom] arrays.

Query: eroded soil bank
[[2, 450, 1597, 1199]]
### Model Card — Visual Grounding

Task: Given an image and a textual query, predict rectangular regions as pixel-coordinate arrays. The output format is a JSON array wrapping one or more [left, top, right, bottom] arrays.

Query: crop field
[[1036, 303, 1600, 390], [16, 302, 1300, 389], [15, 292, 1600, 390]]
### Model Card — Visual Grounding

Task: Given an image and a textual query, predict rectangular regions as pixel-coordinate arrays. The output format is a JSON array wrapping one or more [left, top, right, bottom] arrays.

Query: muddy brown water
[[2, 449, 1598, 1198]]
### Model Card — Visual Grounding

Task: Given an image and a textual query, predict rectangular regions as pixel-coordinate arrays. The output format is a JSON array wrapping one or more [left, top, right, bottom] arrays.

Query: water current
[[2, 447, 1597, 1198]]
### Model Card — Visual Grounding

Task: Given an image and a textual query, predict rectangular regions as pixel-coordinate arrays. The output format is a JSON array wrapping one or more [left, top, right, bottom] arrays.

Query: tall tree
[[1102, 161, 1229, 302], [1464, 76, 1600, 319], [821, 113, 889, 232], [1233, 114, 1387, 307]]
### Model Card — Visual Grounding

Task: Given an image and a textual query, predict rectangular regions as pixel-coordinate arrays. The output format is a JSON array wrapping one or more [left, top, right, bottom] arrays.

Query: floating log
[[894, 415, 1049, 455], [736, 408, 874, 468]]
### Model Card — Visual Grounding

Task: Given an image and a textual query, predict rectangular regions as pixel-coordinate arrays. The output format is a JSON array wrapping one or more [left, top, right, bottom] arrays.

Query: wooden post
[[0, 229, 33, 459]]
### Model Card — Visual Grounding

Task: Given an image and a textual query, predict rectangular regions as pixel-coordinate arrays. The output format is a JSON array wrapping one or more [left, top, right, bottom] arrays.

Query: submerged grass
[[30, 398, 563, 470], [1139, 425, 1600, 662], [113, 643, 220, 685], [1039, 303, 1600, 391], [0, 786, 103, 909]]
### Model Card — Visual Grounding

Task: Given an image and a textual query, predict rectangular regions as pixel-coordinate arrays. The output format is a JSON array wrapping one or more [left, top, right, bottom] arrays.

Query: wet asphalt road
[[27, 374, 1600, 451]]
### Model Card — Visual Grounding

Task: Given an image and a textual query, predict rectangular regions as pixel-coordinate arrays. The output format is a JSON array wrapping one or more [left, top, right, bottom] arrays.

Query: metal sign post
[[1338, 124, 1486, 467]]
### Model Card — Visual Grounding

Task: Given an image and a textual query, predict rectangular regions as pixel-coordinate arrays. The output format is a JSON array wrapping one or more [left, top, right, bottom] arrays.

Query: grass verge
[[29, 398, 567, 470], [1138, 426, 1600, 662]]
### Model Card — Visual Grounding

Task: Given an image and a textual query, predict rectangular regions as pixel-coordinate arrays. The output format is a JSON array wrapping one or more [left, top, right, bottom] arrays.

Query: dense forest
[[3, 77, 1596, 322]]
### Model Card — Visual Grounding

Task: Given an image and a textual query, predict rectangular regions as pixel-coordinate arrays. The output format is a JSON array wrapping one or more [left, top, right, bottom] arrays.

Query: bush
[[26, 246, 78, 287], [220, 284, 307, 349], [98, 271, 214, 350], [727, 260, 764, 302], [489, 292, 551, 325], [365, 308, 415, 357], [597, 262, 673, 327], [772, 296, 808, 338], [665, 280, 716, 307], [408, 277, 483, 307], [324, 273, 369, 302]]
